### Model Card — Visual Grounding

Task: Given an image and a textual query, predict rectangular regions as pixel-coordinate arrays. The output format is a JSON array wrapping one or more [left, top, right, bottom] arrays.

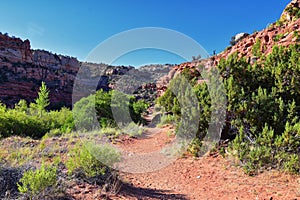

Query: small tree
[[35, 82, 50, 117]]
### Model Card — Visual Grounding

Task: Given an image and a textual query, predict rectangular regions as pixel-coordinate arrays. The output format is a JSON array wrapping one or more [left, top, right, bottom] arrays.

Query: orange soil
[[112, 126, 300, 200]]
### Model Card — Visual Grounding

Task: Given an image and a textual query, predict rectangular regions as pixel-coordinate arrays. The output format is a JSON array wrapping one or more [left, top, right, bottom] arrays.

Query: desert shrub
[[120, 121, 144, 137], [285, 4, 300, 19], [158, 114, 177, 126], [0, 82, 74, 139], [66, 141, 120, 178], [73, 89, 147, 131], [157, 44, 300, 174], [273, 33, 284, 42], [252, 38, 262, 57], [17, 164, 57, 198], [0, 102, 74, 139], [73, 94, 98, 131], [219, 45, 300, 174], [133, 99, 149, 115], [157, 68, 212, 155]]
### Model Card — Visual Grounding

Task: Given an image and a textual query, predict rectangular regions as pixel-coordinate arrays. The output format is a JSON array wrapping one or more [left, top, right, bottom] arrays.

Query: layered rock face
[[0, 34, 138, 107], [0, 33, 83, 108], [0, 34, 174, 107]]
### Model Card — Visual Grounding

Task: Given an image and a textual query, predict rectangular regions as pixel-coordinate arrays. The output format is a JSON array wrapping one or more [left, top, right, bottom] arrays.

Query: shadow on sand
[[119, 182, 188, 200]]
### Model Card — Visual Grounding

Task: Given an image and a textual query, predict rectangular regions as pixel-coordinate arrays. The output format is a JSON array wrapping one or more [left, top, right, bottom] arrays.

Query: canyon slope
[[0, 34, 173, 108], [1, 0, 299, 107], [157, 0, 300, 93]]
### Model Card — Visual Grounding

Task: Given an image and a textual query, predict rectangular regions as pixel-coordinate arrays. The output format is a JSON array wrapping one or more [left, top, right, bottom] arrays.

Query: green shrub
[[0, 82, 74, 139], [285, 4, 300, 19], [66, 141, 120, 177], [121, 122, 144, 137], [220, 45, 300, 174], [17, 164, 57, 198], [73, 89, 147, 131], [133, 99, 149, 115], [252, 38, 262, 57], [35, 81, 50, 117], [158, 114, 177, 126], [273, 33, 284, 42], [158, 44, 300, 174]]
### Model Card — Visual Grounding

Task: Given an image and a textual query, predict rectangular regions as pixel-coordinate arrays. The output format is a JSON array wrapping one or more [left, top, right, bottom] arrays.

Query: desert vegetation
[[157, 44, 300, 175], [0, 81, 149, 199], [1, 44, 300, 198]]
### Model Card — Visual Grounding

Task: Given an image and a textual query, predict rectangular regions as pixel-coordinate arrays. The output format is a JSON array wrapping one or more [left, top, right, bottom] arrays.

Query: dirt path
[[111, 111, 300, 200]]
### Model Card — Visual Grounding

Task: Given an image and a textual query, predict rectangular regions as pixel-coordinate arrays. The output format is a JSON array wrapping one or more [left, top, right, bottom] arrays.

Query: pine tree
[[35, 81, 50, 117]]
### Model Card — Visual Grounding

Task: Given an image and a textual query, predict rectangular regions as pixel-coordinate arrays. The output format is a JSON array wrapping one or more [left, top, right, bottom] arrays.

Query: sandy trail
[[111, 111, 300, 200]]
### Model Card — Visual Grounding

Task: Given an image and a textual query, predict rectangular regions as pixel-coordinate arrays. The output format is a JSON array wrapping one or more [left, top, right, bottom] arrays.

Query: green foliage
[[285, 4, 300, 19], [73, 89, 147, 131], [66, 141, 120, 177], [73, 94, 98, 131], [17, 164, 57, 198], [187, 138, 202, 157], [293, 31, 299, 40], [158, 114, 177, 126], [252, 38, 262, 57], [159, 44, 300, 174], [157, 68, 211, 155], [121, 121, 144, 137], [275, 19, 283, 27], [0, 82, 74, 139], [219, 44, 300, 174], [133, 99, 149, 115], [35, 81, 50, 117], [273, 33, 284, 42]]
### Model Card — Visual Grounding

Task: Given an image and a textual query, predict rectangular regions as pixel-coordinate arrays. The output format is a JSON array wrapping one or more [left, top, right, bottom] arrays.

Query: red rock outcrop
[[157, 0, 300, 96], [213, 0, 300, 65], [0, 33, 129, 108], [0, 34, 173, 107]]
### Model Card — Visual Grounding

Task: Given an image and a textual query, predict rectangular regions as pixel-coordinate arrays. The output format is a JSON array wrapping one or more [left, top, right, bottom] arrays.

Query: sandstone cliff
[[0, 33, 173, 107]]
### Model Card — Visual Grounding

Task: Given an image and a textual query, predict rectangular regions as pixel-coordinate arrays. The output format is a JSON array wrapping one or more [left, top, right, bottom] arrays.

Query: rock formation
[[0, 1, 299, 106], [157, 0, 300, 95], [0, 34, 173, 108]]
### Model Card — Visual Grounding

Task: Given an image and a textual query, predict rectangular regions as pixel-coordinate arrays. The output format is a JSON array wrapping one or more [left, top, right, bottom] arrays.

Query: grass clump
[[66, 141, 120, 178]]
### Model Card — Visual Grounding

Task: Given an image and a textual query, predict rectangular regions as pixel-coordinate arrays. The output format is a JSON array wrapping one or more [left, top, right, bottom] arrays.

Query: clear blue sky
[[0, 0, 290, 66]]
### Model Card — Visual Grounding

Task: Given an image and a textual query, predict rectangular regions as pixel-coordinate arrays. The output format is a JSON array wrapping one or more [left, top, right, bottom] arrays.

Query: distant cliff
[[0, 33, 173, 108]]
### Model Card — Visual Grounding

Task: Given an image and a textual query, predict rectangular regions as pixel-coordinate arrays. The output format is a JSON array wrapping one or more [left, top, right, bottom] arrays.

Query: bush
[[73, 89, 147, 131], [0, 102, 74, 139], [0, 82, 74, 139], [219, 45, 300, 174], [252, 38, 262, 57], [158, 44, 300, 174], [66, 141, 120, 178], [17, 164, 57, 198], [121, 122, 144, 137], [158, 114, 177, 126], [133, 99, 149, 116]]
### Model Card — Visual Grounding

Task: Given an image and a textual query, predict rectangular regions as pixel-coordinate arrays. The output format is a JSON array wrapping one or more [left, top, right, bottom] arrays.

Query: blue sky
[[0, 1, 290, 66]]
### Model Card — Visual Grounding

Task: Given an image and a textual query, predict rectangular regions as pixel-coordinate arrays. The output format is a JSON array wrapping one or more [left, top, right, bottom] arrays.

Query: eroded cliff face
[[0, 33, 174, 107], [0, 33, 140, 108], [0, 33, 82, 108]]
